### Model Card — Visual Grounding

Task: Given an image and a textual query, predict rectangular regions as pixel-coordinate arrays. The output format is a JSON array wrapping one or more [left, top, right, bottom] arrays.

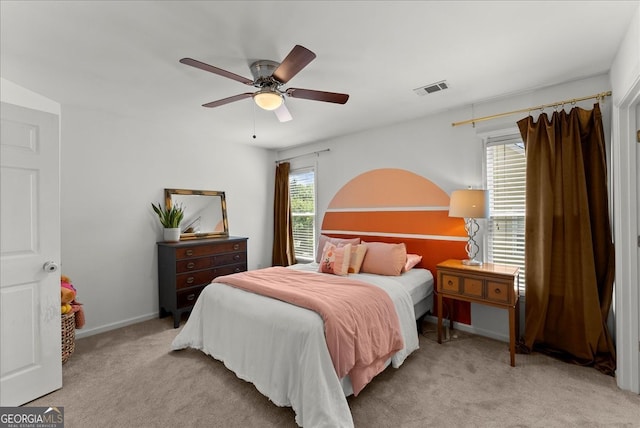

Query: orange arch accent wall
[[327, 168, 451, 208], [322, 211, 466, 238], [321, 168, 470, 324]]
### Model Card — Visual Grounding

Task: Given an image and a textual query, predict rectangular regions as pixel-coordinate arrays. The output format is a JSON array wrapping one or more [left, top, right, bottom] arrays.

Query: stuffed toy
[[61, 275, 85, 329], [60, 287, 74, 314]]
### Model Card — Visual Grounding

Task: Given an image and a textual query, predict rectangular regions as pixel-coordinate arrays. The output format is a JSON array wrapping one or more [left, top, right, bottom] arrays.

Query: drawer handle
[[233, 254, 240, 260], [185, 249, 194, 256], [234, 267, 242, 272], [186, 262, 195, 269], [186, 277, 195, 284], [494, 288, 501, 294], [448, 280, 453, 286], [233, 244, 240, 250], [186, 293, 196, 301]]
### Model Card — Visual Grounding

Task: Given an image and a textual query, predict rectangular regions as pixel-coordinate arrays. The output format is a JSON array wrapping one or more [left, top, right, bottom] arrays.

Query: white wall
[[279, 73, 613, 342], [58, 105, 275, 337], [611, 5, 639, 104]]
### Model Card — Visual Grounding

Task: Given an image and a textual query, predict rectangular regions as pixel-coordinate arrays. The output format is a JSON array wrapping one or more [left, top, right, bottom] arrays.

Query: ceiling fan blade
[[286, 88, 349, 104], [272, 45, 316, 84], [274, 103, 293, 122], [202, 93, 253, 108], [180, 58, 254, 85]]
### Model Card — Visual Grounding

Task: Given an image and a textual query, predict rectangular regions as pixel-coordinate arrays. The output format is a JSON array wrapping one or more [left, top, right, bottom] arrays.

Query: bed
[[171, 254, 433, 428]]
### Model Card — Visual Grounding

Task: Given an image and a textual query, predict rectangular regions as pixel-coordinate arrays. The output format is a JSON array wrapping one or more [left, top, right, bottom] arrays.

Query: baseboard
[[75, 312, 159, 339], [423, 314, 509, 343]]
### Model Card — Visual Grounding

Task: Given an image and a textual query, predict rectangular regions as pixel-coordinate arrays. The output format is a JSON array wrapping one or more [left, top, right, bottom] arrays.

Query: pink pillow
[[315, 235, 360, 263], [318, 243, 352, 276], [402, 254, 423, 272], [360, 242, 407, 276], [348, 244, 368, 274]]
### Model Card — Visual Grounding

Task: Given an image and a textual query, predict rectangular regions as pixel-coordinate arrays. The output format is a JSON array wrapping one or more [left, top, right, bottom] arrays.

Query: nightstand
[[436, 259, 520, 366]]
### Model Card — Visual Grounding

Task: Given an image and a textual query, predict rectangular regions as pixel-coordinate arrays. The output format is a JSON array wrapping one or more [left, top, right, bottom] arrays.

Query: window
[[289, 167, 316, 261], [485, 134, 526, 292]]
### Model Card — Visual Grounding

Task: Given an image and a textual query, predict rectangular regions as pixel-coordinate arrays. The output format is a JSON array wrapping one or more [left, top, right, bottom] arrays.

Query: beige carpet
[[27, 318, 639, 427]]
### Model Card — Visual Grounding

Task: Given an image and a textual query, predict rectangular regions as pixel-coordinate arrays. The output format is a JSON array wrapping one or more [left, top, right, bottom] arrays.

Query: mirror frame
[[164, 188, 229, 240]]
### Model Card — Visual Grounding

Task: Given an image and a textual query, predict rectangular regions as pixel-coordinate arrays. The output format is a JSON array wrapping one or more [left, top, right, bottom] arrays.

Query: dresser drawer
[[177, 285, 206, 309], [441, 274, 460, 293], [487, 281, 510, 303], [176, 270, 217, 290], [214, 263, 247, 277], [175, 263, 247, 289], [462, 278, 483, 297], [176, 240, 247, 259], [176, 251, 247, 273]]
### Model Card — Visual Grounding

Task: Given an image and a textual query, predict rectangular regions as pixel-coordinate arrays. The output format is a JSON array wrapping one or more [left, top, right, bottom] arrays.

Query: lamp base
[[462, 259, 483, 266]]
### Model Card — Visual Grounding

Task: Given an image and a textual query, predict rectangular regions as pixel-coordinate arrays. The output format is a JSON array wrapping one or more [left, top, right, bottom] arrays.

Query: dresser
[[436, 259, 520, 366], [157, 236, 248, 328]]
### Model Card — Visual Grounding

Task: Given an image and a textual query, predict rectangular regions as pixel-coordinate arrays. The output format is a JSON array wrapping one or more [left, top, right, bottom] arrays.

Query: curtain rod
[[275, 148, 330, 164], [451, 91, 612, 127]]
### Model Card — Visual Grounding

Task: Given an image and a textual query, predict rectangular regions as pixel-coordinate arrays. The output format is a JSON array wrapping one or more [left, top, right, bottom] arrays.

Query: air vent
[[413, 80, 449, 96]]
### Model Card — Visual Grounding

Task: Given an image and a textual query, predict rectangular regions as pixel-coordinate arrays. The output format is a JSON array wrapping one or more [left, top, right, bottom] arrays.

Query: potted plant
[[152, 202, 184, 242]]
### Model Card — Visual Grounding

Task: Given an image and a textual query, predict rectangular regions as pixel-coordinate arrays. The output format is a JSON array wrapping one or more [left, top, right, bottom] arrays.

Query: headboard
[[320, 168, 471, 323]]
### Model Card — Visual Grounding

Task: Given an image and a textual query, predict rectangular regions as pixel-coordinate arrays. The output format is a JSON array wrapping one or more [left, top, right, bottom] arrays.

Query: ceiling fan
[[180, 45, 349, 122]]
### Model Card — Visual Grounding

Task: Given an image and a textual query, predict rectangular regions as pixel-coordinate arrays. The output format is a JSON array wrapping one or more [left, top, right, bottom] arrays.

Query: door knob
[[43, 261, 59, 273]]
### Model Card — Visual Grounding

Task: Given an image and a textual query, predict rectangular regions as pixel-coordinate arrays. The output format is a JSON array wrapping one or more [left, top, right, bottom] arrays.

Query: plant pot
[[163, 228, 181, 242]]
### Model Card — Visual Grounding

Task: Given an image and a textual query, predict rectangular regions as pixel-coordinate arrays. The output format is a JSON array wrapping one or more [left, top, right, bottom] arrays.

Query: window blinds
[[289, 167, 316, 261], [485, 134, 526, 292]]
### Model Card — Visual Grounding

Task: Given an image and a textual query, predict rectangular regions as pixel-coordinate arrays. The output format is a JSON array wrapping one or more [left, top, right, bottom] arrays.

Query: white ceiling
[[1, 1, 637, 150]]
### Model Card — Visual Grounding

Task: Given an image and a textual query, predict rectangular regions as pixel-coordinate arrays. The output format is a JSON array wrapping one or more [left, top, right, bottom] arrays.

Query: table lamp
[[449, 189, 488, 266]]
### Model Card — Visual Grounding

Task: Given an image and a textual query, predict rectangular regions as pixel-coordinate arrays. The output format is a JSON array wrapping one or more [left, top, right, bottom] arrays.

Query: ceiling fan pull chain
[[252, 102, 257, 139]]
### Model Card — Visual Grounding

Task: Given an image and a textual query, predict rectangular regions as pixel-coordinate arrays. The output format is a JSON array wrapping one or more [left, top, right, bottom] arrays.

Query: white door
[[636, 103, 640, 388], [1, 101, 61, 406]]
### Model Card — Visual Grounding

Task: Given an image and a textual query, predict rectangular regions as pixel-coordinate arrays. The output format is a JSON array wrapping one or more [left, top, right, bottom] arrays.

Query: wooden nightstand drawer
[[441, 274, 460, 293], [487, 281, 509, 303], [462, 278, 483, 297]]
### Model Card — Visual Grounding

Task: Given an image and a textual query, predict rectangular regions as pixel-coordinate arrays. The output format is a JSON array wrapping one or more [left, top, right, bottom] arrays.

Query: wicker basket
[[61, 312, 76, 364]]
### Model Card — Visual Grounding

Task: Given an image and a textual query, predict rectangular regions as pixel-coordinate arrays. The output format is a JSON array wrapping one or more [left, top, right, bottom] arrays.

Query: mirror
[[164, 188, 229, 240]]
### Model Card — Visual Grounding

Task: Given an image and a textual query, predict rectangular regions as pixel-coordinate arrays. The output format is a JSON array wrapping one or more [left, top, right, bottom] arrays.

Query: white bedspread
[[171, 263, 419, 428]]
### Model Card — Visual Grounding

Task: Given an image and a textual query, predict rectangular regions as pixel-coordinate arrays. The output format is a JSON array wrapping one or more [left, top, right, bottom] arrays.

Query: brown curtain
[[517, 103, 616, 375], [272, 162, 297, 266]]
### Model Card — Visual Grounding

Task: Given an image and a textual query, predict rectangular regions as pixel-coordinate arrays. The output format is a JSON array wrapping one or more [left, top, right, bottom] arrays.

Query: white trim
[[75, 312, 158, 339], [612, 74, 640, 394], [476, 126, 520, 141], [325, 206, 449, 212], [320, 230, 468, 242], [423, 315, 509, 343]]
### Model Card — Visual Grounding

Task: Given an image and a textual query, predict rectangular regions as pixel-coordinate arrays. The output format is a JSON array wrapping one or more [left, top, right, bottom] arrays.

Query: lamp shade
[[448, 189, 488, 218], [253, 90, 283, 111]]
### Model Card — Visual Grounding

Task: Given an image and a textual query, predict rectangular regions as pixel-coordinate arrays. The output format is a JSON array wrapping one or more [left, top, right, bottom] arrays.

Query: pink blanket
[[213, 267, 404, 395]]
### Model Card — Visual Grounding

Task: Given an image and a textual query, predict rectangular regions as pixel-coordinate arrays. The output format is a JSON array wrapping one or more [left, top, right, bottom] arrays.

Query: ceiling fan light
[[254, 91, 283, 111]]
